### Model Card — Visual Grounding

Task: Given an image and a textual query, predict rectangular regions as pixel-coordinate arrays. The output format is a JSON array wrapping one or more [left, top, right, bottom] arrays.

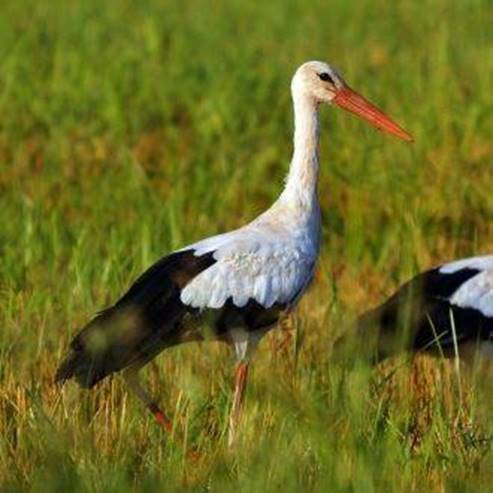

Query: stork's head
[[292, 61, 413, 142]]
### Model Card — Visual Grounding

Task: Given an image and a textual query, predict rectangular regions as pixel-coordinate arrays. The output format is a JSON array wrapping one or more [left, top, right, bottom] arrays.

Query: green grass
[[1, 0, 492, 490]]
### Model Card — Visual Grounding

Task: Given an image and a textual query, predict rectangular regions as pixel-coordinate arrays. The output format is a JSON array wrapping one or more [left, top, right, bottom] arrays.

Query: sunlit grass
[[0, 0, 492, 491]]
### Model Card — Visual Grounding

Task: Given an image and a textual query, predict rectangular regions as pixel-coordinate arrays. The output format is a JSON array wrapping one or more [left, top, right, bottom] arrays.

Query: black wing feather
[[55, 249, 216, 388]]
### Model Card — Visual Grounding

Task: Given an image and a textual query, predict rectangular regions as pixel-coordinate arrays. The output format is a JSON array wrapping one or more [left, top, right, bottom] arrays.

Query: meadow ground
[[0, 0, 492, 491]]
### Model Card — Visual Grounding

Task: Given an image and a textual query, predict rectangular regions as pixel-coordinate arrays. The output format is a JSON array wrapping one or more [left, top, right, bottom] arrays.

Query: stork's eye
[[318, 72, 334, 83]]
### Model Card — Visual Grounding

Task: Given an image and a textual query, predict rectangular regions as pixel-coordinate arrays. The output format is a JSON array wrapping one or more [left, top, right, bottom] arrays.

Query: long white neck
[[279, 93, 320, 211]]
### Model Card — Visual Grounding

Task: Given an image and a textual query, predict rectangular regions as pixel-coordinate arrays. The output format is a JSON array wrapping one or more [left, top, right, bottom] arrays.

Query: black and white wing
[[357, 255, 493, 360], [56, 226, 317, 388]]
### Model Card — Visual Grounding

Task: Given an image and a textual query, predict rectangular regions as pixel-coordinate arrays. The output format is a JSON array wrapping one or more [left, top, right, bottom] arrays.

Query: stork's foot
[[148, 402, 173, 433], [148, 401, 202, 461], [122, 369, 199, 460]]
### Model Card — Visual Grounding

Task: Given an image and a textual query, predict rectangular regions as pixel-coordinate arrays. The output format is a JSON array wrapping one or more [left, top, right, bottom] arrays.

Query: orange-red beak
[[333, 87, 413, 142]]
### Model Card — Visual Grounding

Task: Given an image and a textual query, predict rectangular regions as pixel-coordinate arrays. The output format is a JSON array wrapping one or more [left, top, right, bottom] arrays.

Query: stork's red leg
[[228, 361, 249, 447], [123, 369, 204, 461], [123, 368, 174, 434], [147, 402, 173, 433]]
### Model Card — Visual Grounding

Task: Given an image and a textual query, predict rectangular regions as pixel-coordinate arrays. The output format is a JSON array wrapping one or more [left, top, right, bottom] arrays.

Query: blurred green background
[[0, 0, 492, 491]]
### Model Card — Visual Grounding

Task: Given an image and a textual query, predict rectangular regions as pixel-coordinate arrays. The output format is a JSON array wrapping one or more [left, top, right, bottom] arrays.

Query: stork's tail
[[55, 306, 146, 389], [55, 336, 114, 389], [55, 349, 95, 388]]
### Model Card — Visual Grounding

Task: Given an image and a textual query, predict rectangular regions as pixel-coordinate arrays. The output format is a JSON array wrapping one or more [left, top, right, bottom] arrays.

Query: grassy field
[[1, 0, 492, 490]]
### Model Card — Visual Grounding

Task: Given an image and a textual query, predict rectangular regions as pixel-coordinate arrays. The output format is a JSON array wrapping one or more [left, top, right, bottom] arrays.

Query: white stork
[[354, 255, 493, 363], [56, 61, 412, 445]]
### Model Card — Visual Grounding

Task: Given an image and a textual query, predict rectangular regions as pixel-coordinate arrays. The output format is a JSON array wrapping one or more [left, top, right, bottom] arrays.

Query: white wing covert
[[449, 269, 493, 317], [434, 255, 493, 317], [439, 255, 493, 274], [180, 229, 316, 310]]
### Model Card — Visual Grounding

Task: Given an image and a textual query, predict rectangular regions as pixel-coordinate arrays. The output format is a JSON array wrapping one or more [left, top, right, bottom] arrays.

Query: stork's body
[[56, 61, 411, 445], [355, 255, 493, 363]]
